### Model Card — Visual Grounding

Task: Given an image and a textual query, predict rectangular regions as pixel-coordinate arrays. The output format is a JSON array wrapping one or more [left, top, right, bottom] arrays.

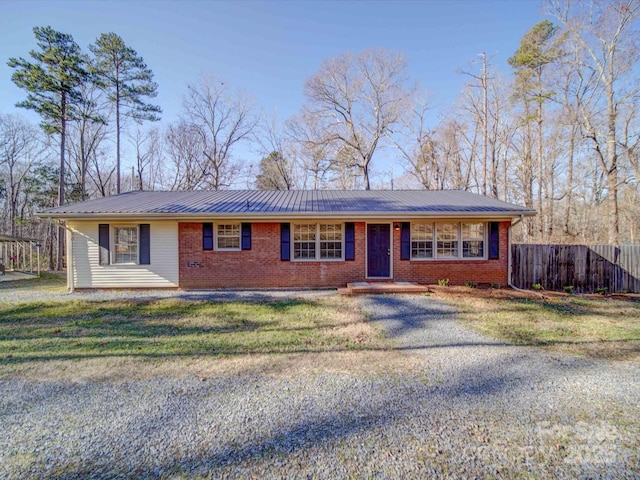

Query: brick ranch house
[[39, 190, 536, 291]]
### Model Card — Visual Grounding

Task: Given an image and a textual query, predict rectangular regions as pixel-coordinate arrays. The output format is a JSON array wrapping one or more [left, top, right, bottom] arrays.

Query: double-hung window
[[411, 223, 433, 259], [410, 222, 486, 260], [319, 224, 342, 259], [114, 226, 138, 264], [216, 223, 240, 250], [293, 223, 343, 260], [293, 224, 316, 259], [99, 224, 149, 266], [462, 222, 484, 258], [437, 223, 459, 258]]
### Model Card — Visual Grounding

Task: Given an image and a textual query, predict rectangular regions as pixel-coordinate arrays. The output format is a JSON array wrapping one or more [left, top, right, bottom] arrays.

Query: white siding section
[[69, 220, 179, 288]]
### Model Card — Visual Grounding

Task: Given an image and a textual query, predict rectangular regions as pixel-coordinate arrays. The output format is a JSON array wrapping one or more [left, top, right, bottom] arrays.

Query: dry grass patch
[[429, 286, 640, 361]]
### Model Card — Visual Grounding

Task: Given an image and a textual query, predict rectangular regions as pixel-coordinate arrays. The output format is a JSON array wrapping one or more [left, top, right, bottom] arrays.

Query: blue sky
[[0, 0, 548, 182]]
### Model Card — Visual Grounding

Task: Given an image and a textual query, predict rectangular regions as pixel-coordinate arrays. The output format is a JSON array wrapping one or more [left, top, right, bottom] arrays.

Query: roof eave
[[39, 209, 537, 221]]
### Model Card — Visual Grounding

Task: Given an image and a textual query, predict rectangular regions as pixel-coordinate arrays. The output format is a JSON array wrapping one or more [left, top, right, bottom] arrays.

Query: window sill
[[409, 257, 488, 261], [292, 258, 344, 263]]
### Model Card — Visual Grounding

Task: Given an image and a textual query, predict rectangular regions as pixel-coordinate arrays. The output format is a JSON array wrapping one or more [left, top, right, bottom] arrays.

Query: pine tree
[[8, 26, 90, 269], [90, 33, 161, 194], [508, 20, 563, 241]]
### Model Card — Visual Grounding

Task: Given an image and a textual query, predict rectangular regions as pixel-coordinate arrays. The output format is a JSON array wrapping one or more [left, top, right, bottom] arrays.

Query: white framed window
[[113, 226, 138, 264], [216, 223, 241, 250], [320, 224, 342, 259], [293, 223, 343, 261], [462, 222, 484, 258], [437, 223, 459, 258], [411, 223, 433, 259], [410, 222, 486, 260], [293, 224, 316, 259]]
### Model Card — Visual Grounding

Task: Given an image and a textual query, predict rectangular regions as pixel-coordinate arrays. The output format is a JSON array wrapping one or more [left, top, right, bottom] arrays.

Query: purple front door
[[367, 224, 390, 277]]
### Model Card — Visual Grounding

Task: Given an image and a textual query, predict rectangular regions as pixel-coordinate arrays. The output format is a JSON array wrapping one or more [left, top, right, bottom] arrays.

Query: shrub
[[532, 283, 543, 291], [438, 278, 450, 287], [563, 285, 574, 295], [464, 281, 477, 288], [595, 287, 608, 295]]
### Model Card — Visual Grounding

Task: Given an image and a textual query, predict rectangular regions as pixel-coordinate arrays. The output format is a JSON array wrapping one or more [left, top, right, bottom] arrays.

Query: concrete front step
[[338, 281, 429, 295]]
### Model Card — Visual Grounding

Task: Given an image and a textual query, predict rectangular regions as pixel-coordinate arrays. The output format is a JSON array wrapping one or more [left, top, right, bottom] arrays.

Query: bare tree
[[164, 120, 207, 190], [253, 115, 296, 190], [394, 98, 441, 189], [0, 114, 46, 236], [129, 125, 163, 190], [301, 49, 413, 189], [181, 74, 258, 190], [287, 112, 337, 190], [86, 149, 116, 197], [459, 53, 496, 196], [549, 0, 640, 244]]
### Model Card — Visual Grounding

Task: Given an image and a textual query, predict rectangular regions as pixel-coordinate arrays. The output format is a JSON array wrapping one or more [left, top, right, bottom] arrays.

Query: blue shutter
[[489, 222, 500, 259], [203, 223, 213, 250], [281, 223, 290, 261], [98, 224, 110, 265], [241, 223, 252, 250], [345, 222, 355, 261], [400, 222, 411, 260], [139, 224, 150, 265]]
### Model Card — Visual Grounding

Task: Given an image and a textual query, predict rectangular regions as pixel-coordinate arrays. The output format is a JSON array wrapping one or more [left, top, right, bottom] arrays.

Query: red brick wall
[[178, 222, 366, 288], [178, 221, 511, 288], [393, 221, 511, 286]]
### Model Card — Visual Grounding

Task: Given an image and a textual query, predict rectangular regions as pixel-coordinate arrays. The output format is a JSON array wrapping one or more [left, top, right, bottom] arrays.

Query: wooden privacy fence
[[511, 244, 640, 293]]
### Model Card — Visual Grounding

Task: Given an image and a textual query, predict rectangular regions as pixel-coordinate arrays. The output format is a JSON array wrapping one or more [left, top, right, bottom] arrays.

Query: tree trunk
[[116, 81, 121, 195], [537, 71, 544, 242], [80, 124, 87, 200], [9, 168, 17, 237], [363, 162, 370, 190], [607, 165, 619, 245], [523, 98, 534, 241], [482, 52, 488, 196], [58, 94, 66, 271], [48, 222, 55, 271], [564, 125, 576, 237], [606, 76, 619, 245]]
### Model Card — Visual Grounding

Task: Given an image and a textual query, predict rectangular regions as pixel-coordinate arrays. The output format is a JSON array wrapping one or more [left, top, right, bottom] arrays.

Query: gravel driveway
[[1, 293, 639, 478]]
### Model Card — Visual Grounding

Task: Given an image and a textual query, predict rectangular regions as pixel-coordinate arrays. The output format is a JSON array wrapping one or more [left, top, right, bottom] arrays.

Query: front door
[[367, 224, 391, 278]]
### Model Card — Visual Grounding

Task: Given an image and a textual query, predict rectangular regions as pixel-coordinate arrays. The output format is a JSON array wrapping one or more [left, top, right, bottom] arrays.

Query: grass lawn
[[0, 277, 408, 380], [0, 271, 68, 292], [1, 275, 637, 382], [431, 286, 640, 361]]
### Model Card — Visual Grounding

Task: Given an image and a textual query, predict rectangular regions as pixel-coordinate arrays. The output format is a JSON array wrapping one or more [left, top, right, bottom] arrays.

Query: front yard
[[0, 276, 638, 478], [0, 288, 407, 381], [1, 276, 639, 381], [430, 286, 640, 361]]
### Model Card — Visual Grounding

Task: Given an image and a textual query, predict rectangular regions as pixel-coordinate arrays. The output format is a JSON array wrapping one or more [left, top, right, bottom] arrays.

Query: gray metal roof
[[39, 190, 537, 219]]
